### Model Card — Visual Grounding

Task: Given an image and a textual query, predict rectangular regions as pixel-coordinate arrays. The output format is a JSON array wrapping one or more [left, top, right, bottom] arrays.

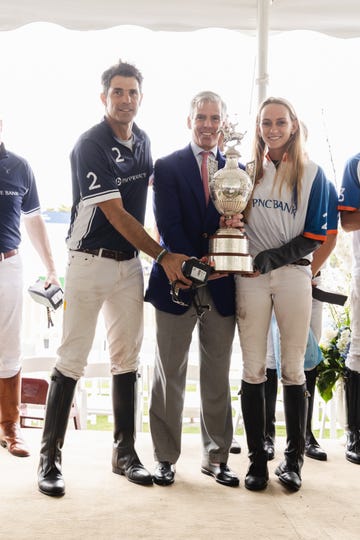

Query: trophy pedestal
[[208, 228, 254, 274]]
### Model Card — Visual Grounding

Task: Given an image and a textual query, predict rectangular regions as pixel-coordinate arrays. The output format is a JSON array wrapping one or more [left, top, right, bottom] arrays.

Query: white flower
[[320, 327, 338, 349], [337, 328, 351, 355]]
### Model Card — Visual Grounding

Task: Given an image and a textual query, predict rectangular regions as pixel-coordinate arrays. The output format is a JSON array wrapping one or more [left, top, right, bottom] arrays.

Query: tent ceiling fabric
[[0, 0, 359, 38]]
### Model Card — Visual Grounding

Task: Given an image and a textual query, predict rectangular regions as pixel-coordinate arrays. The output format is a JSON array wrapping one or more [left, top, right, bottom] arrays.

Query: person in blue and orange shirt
[[338, 152, 360, 466]]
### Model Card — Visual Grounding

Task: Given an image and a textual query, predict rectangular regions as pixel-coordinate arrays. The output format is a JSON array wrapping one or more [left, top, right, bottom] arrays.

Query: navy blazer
[[144, 144, 235, 316]]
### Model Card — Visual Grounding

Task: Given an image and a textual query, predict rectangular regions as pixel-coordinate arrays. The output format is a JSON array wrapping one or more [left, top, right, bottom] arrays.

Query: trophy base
[[208, 229, 254, 274], [208, 253, 254, 274]]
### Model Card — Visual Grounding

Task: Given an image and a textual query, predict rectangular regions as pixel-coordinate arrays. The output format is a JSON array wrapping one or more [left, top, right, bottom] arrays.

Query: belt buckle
[[98, 248, 117, 260]]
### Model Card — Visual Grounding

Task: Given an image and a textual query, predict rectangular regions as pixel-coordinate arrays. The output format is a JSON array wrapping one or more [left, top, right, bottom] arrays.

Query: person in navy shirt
[[37, 60, 190, 498], [0, 119, 59, 458]]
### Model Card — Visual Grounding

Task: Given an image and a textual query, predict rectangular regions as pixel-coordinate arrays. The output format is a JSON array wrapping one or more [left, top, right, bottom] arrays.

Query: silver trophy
[[208, 123, 255, 273]]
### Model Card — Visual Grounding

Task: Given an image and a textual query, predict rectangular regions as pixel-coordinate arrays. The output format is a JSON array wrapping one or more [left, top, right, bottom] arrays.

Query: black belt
[[291, 258, 310, 266], [312, 286, 348, 306], [74, 248, 137, 262], [0, 249, 18, 262]]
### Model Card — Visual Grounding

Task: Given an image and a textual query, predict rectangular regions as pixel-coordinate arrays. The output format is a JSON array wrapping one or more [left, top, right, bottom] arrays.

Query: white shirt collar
[[190, 141, 217, 158]]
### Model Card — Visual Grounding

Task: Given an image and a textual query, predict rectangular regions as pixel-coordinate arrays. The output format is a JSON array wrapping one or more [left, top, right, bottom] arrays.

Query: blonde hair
[[252, 96, 306, 204]]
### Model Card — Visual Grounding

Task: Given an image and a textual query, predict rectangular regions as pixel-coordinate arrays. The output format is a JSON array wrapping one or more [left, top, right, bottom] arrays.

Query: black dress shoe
[[201, 462, 239, 487], [230, 437, 241, 454], [153, 461, 175, 486], [305, 435, 327, 461]]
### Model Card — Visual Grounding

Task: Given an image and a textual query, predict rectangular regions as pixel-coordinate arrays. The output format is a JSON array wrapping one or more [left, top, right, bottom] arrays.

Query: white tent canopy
[[0, 0, 359, 38], [1, 0, 359, 104], [1, 0, 359, 205]]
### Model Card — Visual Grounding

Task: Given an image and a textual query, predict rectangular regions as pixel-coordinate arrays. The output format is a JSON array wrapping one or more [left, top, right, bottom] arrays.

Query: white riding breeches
[[236, 265, 312, 385], [56, 251, 144, 379]]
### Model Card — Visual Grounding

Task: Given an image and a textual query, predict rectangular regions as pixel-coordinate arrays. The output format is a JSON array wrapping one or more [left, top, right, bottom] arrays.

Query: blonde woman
[[235, 97, 329, 491]]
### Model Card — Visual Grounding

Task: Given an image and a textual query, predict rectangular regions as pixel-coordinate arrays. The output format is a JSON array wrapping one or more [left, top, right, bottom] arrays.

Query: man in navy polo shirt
[[0, 119, 59, 458], [37, 59, 190, 497]]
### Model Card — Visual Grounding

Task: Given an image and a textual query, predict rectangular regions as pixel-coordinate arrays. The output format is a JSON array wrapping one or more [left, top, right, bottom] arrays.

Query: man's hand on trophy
[[220, 213, 245, 231], [160, 252, 192, 286]]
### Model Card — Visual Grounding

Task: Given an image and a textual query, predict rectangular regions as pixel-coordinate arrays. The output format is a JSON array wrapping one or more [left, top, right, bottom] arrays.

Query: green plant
[[317, 305, 351, 402]]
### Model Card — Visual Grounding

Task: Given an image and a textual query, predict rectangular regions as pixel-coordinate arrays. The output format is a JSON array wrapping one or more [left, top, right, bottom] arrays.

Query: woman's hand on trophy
[[220, 213, 245, 231], [207, 271, 228, 281], [241, 268, 261, 278]]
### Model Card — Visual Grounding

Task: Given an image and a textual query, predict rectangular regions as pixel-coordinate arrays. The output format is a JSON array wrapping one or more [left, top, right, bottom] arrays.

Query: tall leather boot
[[0, 371, 30, 457], [344, 368, 360, 465], [275, 384, 308, 491], [304, 368, 327, 461], [38, 368, 77, 497], [241, 381, 268, 491], [264, 368, 278, 461], [112, 371, 153, 486]]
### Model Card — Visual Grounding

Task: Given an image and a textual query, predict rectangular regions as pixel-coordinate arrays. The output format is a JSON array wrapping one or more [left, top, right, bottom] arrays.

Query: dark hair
[[101, 59, 143, 94]]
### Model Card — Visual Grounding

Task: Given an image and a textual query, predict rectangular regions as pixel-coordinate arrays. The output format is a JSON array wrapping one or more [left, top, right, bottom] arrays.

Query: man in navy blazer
[[145, 91, 239, 487]]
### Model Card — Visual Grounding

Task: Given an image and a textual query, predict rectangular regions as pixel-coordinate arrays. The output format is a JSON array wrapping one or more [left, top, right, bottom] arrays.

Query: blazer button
[[202, 233, 208, 238]]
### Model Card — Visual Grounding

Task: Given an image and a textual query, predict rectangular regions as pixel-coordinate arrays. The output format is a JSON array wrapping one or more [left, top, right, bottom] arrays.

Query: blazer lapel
[[177, 144, 206, 210]]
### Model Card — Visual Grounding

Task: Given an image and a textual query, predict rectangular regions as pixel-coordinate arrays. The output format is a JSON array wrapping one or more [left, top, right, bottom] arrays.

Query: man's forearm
[[24, 214, 57, 275], [98, 199, 164, 259], [98, 199, 191, 285]]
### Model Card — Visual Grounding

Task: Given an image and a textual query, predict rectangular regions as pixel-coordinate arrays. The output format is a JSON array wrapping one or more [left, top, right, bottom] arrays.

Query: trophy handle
[[245, 160, 256, 185]]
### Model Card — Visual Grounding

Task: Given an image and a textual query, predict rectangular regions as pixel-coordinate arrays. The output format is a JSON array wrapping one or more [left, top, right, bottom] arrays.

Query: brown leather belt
[[74, 248, 137, 262], [0, 249, 18, 262], [291, 259, 310, 266]]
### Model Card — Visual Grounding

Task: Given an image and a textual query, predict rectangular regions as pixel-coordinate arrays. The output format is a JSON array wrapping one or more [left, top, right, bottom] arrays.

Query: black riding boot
[[305, 368, 327, 461], [112, 371, 153, 485], [344, 368, 360, 465], [241, 381, 268, 491], [38, 369, 77, 497], [264, 368, 278, 461], [275, 384, 308, 491]]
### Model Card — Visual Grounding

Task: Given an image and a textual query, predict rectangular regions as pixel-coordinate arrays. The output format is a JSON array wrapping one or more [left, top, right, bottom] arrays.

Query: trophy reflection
[[208, 123, 254, 273]]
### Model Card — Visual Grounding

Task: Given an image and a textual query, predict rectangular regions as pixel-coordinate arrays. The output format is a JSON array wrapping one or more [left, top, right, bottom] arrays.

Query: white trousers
[[236, 265, 312, 385], [346, 275, 360, 372], [56, 251, 144, 379], [0, 254, 23, 378]]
